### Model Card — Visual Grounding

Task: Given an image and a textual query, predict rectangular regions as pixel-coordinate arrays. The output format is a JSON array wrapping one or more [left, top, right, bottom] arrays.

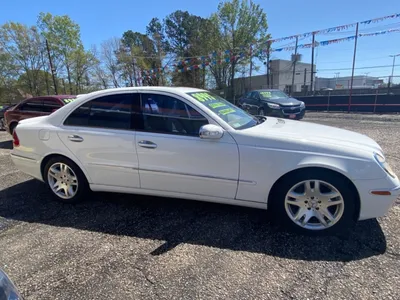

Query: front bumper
[[354, 175, 400, 220], [267, 107, 306, 120]]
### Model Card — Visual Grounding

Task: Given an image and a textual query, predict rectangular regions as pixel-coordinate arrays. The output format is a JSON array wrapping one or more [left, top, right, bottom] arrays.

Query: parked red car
[[4, 95, 77, 135]]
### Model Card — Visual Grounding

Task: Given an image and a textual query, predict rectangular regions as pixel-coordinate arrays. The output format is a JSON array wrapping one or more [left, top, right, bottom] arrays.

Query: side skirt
[[89, 184, 268, 210]]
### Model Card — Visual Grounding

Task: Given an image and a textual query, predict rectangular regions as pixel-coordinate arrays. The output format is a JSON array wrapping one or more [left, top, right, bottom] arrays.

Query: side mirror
[[199, 124, 224, 140]]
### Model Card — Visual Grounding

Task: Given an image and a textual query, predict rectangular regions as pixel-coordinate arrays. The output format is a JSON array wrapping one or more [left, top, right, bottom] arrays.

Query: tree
[[70, 46, 97, 94], [164, 10, 208, 87], [119, 30, 159, 86], [0, 22, 44, 96], [199, 15, 232, 90], [216, 0, 269, 102], [146, 18, 169, 86], [38, 12, 83, 94], [99, 38, 123, 88], [17, 69, 54, 96]]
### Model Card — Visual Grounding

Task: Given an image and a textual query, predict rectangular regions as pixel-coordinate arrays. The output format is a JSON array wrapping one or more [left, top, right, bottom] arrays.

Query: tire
[[44, 156, 89, 203], [258, 108, 265, 116], [268, 169, 357, 236], [0, 118, 4, 131]]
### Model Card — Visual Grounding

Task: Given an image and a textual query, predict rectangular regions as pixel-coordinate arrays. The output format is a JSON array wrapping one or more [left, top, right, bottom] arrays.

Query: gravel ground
[[0, 113, 400, 300]]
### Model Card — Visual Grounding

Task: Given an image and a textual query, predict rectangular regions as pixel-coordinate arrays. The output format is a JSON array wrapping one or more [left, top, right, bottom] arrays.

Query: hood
[[262, 97, 302, 106], [240, 117, 382, 154]]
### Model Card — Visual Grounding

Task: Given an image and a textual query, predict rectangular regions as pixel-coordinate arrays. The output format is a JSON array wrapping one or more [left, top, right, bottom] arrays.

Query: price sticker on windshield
[[63, 98, 78, 104], [260, 91, 272, 98], [188, 91, 237, 116], [219, 108, 236, 115], [190, 92, 216, 102], [209, 102, 226, 109]]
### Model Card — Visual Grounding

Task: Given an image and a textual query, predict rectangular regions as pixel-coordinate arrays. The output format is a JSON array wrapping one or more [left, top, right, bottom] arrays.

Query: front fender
[[296, 153, 387, 181]]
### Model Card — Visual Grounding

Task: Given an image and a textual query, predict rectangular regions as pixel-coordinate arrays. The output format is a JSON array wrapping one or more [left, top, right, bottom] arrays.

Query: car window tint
[[141, 93, 208, 136], [64, 93, 141, 130], [19, 100, 43, 112], [43, 99, 62, 113]]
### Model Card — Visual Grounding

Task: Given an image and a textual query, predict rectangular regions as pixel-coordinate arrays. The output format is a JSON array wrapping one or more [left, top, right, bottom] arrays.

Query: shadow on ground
[[0, 179, 387, 262], [0, 140, 12, 150]]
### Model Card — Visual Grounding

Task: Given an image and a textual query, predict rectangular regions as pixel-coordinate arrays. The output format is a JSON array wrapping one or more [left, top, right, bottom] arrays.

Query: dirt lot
[[1, 113, 400, 300]]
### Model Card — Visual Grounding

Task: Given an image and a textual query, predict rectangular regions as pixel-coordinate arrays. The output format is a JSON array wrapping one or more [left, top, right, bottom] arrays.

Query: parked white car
[[10, 87, 400, 235]]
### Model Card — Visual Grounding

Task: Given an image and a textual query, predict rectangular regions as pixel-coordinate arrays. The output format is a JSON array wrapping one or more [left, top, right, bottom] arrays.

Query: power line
[[317, 63, 400, 72]]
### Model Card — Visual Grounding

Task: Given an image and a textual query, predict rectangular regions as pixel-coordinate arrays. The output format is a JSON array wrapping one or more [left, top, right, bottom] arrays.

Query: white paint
[[10, 86, 400, 224]]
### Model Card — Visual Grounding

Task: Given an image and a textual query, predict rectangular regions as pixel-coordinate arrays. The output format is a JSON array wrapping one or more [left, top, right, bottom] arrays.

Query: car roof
[[89, 86, 204, 94], [46, 86, 210, 125], [71, 86, 207, 101], [253, 89, 282, 92], [20, 95, 77, 102]]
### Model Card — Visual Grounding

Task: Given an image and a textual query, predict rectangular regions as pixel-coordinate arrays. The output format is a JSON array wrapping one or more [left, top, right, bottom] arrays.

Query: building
[[233, 57, 316, 96], [315, 76, 384, 90]]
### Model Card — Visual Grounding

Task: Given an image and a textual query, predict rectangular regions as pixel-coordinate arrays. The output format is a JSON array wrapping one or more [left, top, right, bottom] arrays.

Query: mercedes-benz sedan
[[10, 87, 400, 235]]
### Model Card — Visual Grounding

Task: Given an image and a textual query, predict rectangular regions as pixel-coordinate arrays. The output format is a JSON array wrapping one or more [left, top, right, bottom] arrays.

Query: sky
[[1, 0, 400, 83]]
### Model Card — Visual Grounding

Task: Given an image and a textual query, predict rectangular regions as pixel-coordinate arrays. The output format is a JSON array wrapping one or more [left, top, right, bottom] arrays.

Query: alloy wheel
[[47, 162, 79, 199], [284, 179, 344, 230]]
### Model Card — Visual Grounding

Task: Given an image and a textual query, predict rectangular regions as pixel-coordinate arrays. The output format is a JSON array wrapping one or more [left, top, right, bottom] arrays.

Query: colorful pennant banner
[[140, 13, 400, 76], [360, 13, 400, 25], [359, 28, 400, 37]]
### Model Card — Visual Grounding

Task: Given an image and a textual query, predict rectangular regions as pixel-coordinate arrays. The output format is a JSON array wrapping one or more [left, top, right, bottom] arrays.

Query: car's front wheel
[[269, 169, 357, 236], [44, 156, 89, 203]]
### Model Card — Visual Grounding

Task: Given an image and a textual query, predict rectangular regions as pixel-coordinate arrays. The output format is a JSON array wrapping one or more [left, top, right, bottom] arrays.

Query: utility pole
[[46, 39, 58, 95], [303, 68, 307, 95], [248, 0, 253, 90], [310, 32, 315, 95], [40, 51, 50, 95], [388, 54, 400, 91], [132, 57, 138, 86], [61, 78, 67, 94], [266, 41, 271, 88], [249, 44, 253, 90], [348, 22, 359, 113], [291, 36, 299, 96]]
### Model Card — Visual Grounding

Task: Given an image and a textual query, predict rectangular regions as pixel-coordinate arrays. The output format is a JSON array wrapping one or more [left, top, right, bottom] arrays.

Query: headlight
[[267, 103, 280, 109], [300, 101, 305, 108], [374, 152, 397, 178]]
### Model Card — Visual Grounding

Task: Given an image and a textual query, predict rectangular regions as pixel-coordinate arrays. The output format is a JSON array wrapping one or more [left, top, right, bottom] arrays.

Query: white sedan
[[10, 87, 400, 235]]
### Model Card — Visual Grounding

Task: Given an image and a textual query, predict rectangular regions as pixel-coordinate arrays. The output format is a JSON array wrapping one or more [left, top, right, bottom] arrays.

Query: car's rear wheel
[[269, 169, 357, 236], [44, 156, 89, 203]]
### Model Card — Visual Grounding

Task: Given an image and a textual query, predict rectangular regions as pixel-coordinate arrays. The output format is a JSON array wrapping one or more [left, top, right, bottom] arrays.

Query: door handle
[[138, 140, 157, 149], [68, 135, 84, 142]]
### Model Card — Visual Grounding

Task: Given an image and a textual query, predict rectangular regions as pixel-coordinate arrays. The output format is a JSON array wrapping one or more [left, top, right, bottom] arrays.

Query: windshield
[[187, 91, 259, 130], [259, 90, 289, 100]]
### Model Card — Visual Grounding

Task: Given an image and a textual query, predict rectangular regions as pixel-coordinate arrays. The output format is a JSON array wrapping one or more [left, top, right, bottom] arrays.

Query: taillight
[[12, 131, 20, 147]]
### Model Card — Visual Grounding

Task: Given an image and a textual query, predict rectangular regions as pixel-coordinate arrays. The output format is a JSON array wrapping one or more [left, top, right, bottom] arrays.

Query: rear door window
[[18, 99, 44, 112], [64, 93, 141, 130]]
